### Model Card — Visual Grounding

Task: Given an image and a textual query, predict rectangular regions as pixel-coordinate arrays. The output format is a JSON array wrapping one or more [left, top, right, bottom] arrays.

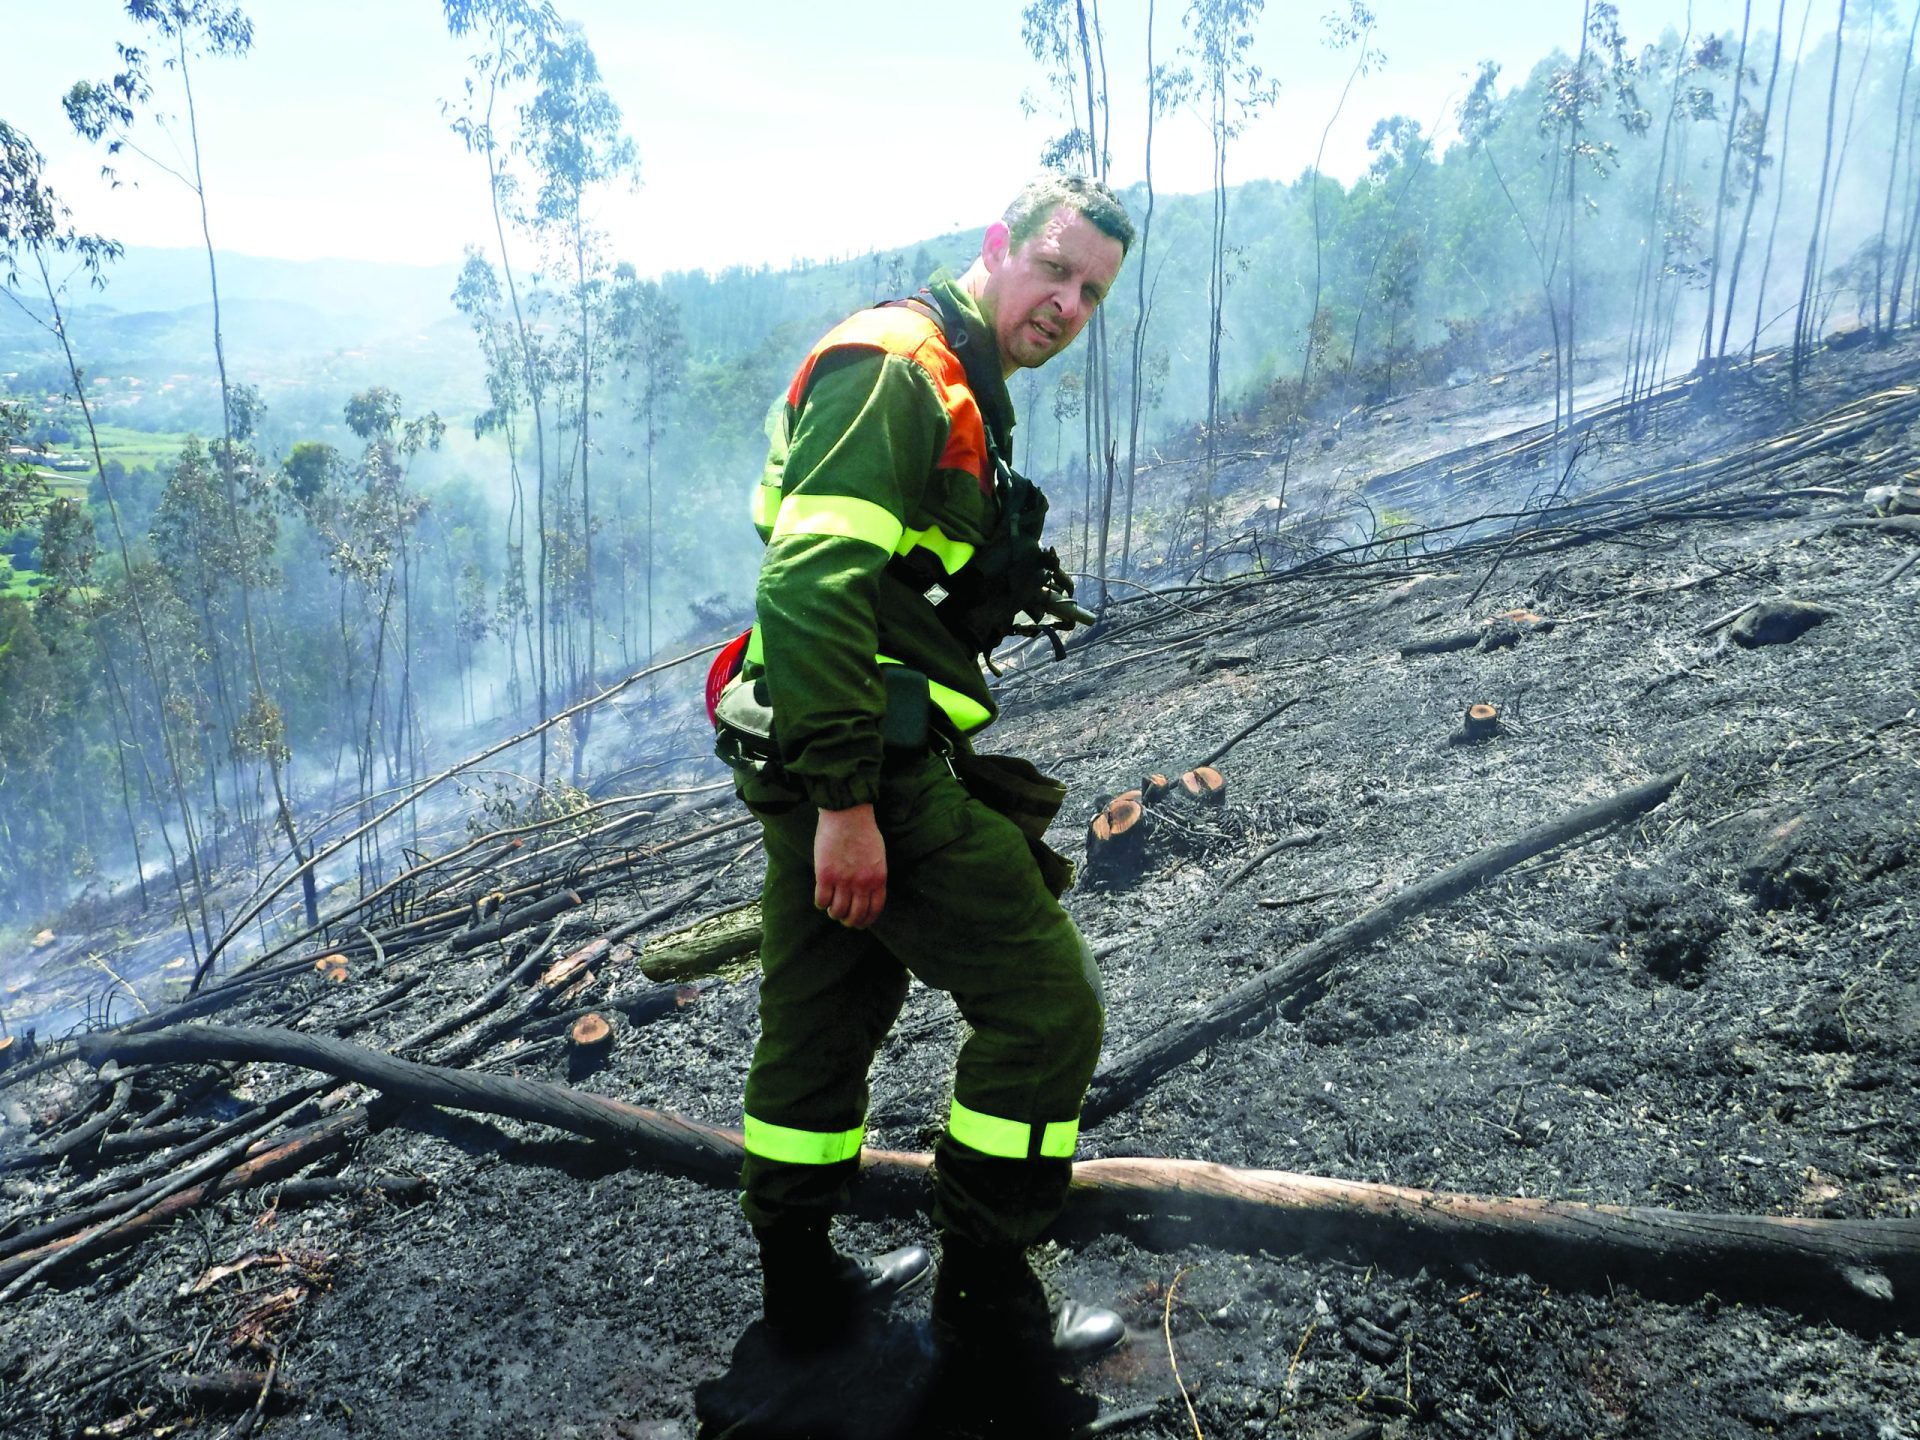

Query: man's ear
[[981, 221, 1011, 273]]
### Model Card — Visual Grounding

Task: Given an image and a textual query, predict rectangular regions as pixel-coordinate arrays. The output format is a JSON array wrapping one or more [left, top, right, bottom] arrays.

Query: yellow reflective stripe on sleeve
[[896, 523, 976, 576], [947, 1099, 1079, 1160], [750, 482, 781, 535], [875, 656, 992, 735], [769, 493, 905, 553], [743, 1113, 865, 1166]]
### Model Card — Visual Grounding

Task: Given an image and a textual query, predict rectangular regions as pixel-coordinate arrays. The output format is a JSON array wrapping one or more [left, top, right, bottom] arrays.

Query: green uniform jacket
[[746, 273, 1015, 811]]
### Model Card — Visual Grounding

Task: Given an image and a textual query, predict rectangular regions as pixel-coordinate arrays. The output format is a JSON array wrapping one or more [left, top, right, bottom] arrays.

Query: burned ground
[[1, 342, 1917, 1440]]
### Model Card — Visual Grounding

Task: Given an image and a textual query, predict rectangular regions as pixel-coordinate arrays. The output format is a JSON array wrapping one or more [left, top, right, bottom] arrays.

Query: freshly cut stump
[[1089, 794, 1147, 850], [570, 1012, 613, 1053], [1460, 702, 1501, 742], [1179, 766, 1227, 805]]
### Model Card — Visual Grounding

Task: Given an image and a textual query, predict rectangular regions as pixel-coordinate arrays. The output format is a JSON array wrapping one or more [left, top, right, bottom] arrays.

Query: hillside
[[1, 337, 1916, 1439]]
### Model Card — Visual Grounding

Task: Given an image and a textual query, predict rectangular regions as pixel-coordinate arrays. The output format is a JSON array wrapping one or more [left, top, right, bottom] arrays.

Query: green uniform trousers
[[736, 750, 1104, 1249]]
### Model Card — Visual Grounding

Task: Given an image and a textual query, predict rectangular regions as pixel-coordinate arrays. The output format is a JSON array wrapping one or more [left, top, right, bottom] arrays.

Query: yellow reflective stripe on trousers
[[743, 1113, 865, 1166], [896, 522, 975, 575], [876, 656, 992, 735], [769, 493, 905, 553], [947, 1099, 1079, 1160]]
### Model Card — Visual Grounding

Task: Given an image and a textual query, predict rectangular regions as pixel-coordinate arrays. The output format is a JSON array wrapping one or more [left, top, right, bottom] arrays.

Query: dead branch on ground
[[1081, 770, 1686, 1125], [67, 1024, 1920, 1320]]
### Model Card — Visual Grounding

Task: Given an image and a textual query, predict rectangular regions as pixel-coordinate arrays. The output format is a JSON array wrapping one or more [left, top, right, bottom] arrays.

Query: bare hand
[[814, 803, 887, 928]]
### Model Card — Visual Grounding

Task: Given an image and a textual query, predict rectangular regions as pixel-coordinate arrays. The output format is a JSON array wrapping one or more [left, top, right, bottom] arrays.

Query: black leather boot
[[755, 1218, 931, 1350], [931, 1235, 1125, 1366]]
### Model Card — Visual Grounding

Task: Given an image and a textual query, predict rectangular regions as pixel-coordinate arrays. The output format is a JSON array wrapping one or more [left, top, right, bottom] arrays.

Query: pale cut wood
[[639, 901, 762, 982]]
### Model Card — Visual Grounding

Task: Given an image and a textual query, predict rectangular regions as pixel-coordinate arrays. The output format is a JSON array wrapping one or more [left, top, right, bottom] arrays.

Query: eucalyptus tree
[[1121, 2, 1189, 576], [607, 263, 684, 672], [1717, 0, 1791, 364], [518, 26, 636, 725], [452, 248, 538, 711], [1022, 0, 1124, 600], [67, 0, 321, 937], [1459, 62, 1567, 424], [1752, 1, 1818, 360], [1541, 2, 1647, 432], [443, 0, 562, 781], [0, 117, 210, 949], [1182, 0, 1278, 574], [1338, 113, 1437, 403], [1794, 1, 1849, 385], [337, 389, 441, 878], [1872, 2, 1920, 335], [1620, 22, 1710, 422], [1276, 3, 1378, 508], [1700, 2, 1757, 368]]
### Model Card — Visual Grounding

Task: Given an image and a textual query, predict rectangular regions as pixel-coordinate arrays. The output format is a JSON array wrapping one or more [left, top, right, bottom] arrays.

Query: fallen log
[[447, 889, 582, 953], [68, 1024, 1920, 1319], [1081, 769, 1687, 1126], [639, 901, 761, 981], [159, 1369, 302, 1409]]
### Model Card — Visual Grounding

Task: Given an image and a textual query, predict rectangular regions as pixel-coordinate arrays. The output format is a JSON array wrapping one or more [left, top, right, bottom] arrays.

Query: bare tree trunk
[[35, 255, 213, 959], [1719, 0, 1792, 362], [1701, 1, 1755, 367], [1622, 22, 1695, 423], [1278, 31, 1371, 508], [1793, 1, 1849, 387], [176, 37, 317, 934], [1753, 0, 1817, 360], [1871, 5, 1920, 335], [1120, 2, 1162, 579]]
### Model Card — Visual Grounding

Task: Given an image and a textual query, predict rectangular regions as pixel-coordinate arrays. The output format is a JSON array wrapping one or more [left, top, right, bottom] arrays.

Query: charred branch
[[65, 1024, 1920, 1321], [1081, 770, 1687, 1125]]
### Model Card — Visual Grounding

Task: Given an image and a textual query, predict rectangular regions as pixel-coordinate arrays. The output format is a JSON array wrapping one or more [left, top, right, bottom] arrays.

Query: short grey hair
[[1003, 174, 1134, 256]]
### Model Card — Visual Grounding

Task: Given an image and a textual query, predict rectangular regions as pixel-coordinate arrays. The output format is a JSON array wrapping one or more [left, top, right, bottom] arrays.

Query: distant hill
[[80, 247, 463, 343]]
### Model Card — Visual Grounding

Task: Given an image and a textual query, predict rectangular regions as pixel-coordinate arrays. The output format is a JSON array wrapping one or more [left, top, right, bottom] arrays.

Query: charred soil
[[2, 343, 1917, 1440]]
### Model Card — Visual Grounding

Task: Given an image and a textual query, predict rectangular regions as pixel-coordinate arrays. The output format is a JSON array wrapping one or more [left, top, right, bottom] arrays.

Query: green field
[[72, 424, 192, 472]]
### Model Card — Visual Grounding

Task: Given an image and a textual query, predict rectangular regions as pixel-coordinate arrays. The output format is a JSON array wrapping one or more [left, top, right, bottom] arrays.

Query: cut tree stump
[[570, 1012, 613, 1050], [66, 1025, 1920, 1321], [1087, 792, 1150, 855], [1176, 767, 1226, 806], [1452, 703, 1501, 744]]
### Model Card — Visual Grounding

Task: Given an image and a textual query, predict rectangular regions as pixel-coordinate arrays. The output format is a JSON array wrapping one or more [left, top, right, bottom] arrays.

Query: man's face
[[979, 205, 1126, 374]]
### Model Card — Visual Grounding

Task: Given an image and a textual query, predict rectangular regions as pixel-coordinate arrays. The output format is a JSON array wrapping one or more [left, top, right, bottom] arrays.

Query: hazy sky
[[10, 0, 1764, 277]]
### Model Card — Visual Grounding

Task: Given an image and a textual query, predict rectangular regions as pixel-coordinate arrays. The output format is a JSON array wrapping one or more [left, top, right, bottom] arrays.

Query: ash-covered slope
[[2, 345, 1916, 1440]]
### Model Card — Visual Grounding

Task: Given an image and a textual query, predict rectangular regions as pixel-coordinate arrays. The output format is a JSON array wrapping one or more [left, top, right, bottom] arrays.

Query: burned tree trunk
[[66, 1024, 1920, 1319]]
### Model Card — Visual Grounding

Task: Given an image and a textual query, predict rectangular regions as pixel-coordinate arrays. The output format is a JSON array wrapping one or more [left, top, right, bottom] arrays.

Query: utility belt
[[714, 667, 1075, 895], [713, 664, 945, 773]]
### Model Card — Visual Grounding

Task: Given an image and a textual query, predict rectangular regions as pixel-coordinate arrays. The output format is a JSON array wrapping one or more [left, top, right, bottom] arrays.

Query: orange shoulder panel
[[785, 306, 989, 493]]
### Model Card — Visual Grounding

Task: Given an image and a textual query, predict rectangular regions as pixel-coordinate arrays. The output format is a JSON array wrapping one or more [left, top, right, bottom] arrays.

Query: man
[[714, 175, 1132, 1362]]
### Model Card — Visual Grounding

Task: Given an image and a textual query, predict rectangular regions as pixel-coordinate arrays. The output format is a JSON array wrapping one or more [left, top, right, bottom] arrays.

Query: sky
[[8, 0, 1767, 279]]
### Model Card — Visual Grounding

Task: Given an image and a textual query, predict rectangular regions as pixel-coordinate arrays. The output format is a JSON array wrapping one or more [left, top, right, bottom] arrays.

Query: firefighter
[[712, 175, 1132, 1362]]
